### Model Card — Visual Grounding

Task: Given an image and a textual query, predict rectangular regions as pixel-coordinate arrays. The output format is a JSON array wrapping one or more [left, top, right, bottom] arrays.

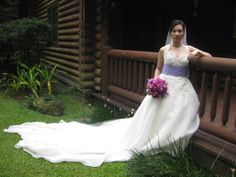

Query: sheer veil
[[165, 27, 187, 46]]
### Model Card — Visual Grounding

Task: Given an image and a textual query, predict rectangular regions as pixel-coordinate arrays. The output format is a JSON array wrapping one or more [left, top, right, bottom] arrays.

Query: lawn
[[0, 88, 128, 177], [0, 85, 230, 177]]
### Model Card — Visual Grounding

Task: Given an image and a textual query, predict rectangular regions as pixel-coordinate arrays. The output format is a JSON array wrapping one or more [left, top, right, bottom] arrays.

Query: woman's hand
[[188, 50, 201, 60], [188, 45, 212, 60]]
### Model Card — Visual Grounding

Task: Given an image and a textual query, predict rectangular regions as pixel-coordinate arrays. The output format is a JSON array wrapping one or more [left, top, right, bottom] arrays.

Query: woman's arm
[[154, 47, 164, 78], [188, 45, 212, 60]]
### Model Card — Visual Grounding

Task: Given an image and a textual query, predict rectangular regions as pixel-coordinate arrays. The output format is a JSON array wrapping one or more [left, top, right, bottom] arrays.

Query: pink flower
[[146, 77, 168, 98]]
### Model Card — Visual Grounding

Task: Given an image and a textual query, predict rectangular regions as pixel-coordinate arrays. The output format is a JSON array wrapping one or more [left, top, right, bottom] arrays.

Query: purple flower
[[146, 77, 168, 98]]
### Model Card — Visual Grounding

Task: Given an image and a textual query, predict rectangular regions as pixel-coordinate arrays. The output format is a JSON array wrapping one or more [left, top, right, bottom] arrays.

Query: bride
[[4, 19, 212, 167]]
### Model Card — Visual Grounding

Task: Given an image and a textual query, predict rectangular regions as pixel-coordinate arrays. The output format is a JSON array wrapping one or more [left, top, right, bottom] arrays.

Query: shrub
[[0, 17, 51, 67]]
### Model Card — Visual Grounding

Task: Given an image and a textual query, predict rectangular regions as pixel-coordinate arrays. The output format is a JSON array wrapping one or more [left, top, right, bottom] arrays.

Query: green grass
[[126, 142, 219, 177], [1, 84, 230, 177], [0, 88, 128, 177]]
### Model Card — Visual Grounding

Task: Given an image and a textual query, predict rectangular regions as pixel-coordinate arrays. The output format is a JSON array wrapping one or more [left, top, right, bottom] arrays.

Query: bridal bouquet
[[146, 77, 168, 98]]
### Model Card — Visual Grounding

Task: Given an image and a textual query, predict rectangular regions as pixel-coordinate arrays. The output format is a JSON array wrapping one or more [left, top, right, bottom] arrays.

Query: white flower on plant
[[104, 104, 107, 107]]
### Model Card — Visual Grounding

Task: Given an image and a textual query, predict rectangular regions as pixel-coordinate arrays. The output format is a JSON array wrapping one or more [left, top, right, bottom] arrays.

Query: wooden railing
[[189, 57, 236, 144], [100, 47, 236, 162], [101, 47, 158, 107]]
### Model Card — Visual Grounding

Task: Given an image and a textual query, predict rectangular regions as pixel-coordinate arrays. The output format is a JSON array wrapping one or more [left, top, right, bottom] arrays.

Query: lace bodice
[[162, 45, 189, 77], [163, 44, 189, 67]]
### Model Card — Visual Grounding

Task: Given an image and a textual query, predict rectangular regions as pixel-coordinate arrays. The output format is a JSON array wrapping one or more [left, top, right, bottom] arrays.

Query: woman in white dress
[[4, 19, 212, 167]]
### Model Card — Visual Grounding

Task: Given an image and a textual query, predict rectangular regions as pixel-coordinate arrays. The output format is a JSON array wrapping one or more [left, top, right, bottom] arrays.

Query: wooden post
[[235, 115, 236, 128], [199, 71, 208, 118], [101, 46, 111, 96], [123, 60, 128, 89], [210, 72, 219, 121], [138, 62, 144, 94], [221, 74, 232, 126]]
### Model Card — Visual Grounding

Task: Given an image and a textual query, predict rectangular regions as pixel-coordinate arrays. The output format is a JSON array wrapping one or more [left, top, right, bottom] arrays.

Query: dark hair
[[169, 19, 186, 32]]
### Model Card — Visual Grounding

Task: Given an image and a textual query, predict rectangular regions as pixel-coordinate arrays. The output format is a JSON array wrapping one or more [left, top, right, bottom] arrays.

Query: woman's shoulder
[[158, 45, 169, 53], [185, 45, 195, 51]]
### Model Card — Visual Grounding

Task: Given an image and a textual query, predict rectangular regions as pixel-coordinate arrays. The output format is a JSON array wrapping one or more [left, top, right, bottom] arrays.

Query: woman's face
[[170, 24, 184, 44]]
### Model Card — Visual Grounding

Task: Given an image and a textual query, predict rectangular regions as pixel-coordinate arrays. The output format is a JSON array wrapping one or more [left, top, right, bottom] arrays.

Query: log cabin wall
[[94, 0, 109, 93], [30, 0, 236, 93], [31, 0, 95, 91], [82, 0, 96, 92]]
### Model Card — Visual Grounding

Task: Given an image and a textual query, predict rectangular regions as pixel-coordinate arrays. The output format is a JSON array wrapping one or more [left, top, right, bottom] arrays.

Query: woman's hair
[[169, 19, 186, 32]]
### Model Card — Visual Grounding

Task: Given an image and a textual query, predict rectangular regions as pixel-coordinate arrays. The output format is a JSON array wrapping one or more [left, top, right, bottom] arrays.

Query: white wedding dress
[[4, 45, 200, 167]]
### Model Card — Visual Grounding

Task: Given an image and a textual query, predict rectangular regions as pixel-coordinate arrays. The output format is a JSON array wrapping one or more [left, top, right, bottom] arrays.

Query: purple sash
[[162, 64, 188, 77]]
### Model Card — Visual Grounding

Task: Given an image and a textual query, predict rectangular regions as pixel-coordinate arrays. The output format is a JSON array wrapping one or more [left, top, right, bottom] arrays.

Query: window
[[48, 4, 58, 43]]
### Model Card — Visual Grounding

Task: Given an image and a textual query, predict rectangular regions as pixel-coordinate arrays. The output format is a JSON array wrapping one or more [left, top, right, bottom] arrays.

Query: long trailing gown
[[4, 44, 200, 167]]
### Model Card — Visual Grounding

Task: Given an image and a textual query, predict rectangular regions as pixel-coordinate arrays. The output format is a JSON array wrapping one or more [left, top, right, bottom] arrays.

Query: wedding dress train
[[4, 45, 200, 167]]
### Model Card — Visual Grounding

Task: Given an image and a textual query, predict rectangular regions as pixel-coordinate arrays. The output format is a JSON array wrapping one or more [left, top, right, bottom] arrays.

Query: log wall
[[94, 0, 109, 92], [32, 0, 95, 90]]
